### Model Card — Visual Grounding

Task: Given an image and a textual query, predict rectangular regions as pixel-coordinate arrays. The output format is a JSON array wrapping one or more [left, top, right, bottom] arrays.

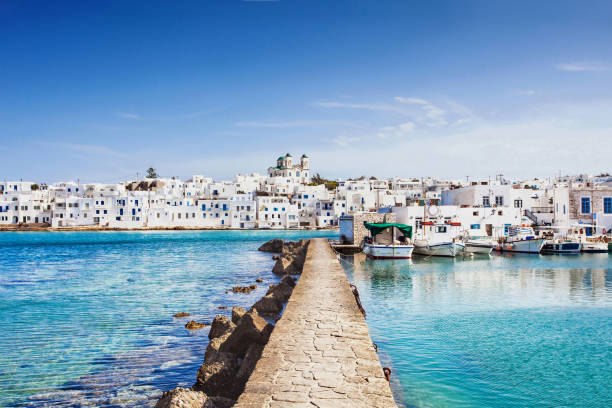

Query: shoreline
[[0, 225, 339, 233]]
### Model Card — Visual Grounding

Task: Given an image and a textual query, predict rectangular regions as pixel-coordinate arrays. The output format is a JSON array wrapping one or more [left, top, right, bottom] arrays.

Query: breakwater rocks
[[259, 238, 309, 276], [155, 239, 306, 408]]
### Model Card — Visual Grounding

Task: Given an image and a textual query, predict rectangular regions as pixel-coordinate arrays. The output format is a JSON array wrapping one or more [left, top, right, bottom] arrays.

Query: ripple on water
[[0, 230, 336, 407]]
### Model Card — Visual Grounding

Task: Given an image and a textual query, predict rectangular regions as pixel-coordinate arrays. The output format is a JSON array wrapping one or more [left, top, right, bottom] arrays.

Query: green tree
[[146, 167, 159, 178], [30, 183, 39, 191]]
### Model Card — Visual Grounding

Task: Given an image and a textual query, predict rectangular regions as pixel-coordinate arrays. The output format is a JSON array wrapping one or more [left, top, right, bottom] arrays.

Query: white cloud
[[515, 90, 537, 96], [332, 136, 361, 146], [117, 113, 140, 119], [235, 119, 359, 128], [555, 62, 611, 72], [312, 101, 405, 114], [394, 96, 447, 126], [376, 121, 415, 139]]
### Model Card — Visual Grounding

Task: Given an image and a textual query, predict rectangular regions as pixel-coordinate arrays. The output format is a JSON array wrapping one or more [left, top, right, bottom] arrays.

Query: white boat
[[413, 239, 465, 257], [363, 242, 414, 259], [498, 226, 546, 254], [413, 221, 465, 257], [363, 222, 414, 259], [566, 225, 610, 253], [464, 237, 495, 255], [579, 241, 608, 253]]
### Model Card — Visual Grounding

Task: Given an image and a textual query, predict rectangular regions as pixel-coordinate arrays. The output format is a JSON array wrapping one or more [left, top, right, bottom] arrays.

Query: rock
[[208, 315, 235, 340], [217, 306, 228, 310], [258, 238, 284, 252], [220, 309, 274, 356], [204, 331, 232, 365], [266, 275, 296, 303], [252, 294, 283, 315], [207, 397, 236, 408], [173, 312, 191, 318], [232, 284, 257, 293], [272, 255, 279, 260], [193, 352, 241, 399], [255, 278, 263, 283], [231, 306, 247, 325], [185, 321, 209, 330], [155, 387, 208, 408], [236, 343, 265, 381]]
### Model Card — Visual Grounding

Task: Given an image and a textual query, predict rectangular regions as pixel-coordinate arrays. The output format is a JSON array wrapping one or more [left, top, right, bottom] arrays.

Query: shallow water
[[342, 252, 612, 408], [0, 230, 336, 407]]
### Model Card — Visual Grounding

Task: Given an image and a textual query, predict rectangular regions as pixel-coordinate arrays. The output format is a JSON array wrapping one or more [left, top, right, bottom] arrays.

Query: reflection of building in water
[[347, 256, 612, 308]]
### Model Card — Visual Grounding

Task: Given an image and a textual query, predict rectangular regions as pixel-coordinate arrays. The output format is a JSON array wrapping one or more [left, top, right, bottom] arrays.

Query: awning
[[364, 222, 413, 239]]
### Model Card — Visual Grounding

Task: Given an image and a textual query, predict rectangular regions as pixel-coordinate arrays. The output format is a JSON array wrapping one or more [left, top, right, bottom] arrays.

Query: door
[[486, 224, 493, 236]]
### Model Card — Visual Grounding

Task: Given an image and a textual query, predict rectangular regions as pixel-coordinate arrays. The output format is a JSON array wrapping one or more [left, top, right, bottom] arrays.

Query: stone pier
[[234, 238, 397, 408]]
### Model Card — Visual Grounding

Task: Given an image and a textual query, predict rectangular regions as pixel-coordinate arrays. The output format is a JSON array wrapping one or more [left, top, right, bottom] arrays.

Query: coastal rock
[[154, 387, 208, 408], [185, 321, 209, 330], [194, 352, 241, 399], [204, 331, 232, 365], [207, 397, 236, 408], [258, 238, 284, 252], [266, 276, 296, 303], [231, 307, 247, 325], [208, 316, 235, 340], [255, 278, 263, 283], [272, 255, 279, 260], [173, 312, 191, 318], [252, 294, 282, 315], [232, 284, 257, 293], [220, 309, 274, 356], [236, 344, 264, 381]]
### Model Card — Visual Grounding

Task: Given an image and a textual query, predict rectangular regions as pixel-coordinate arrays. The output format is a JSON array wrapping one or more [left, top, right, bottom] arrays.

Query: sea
[[0, 231, 610, 407]]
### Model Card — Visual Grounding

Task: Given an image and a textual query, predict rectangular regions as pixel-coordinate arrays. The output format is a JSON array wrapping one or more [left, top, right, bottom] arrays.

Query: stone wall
[[352, 212, 397, 247]]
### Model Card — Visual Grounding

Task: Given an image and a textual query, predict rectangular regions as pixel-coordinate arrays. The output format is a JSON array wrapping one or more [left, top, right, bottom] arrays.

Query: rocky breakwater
[[155, 239, 309, 408]]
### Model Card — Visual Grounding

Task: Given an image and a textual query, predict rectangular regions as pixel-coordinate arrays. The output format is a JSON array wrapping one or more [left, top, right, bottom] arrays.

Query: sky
[[1, 0, 611, 183]]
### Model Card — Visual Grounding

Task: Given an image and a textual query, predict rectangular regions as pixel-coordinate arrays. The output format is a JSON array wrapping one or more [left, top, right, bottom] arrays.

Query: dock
[[234, 238, 397, 408]]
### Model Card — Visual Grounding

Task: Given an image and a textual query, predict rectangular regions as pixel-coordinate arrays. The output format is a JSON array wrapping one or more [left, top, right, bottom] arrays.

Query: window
[[604, 197, 612, 214], [495, 196, 504, 206], [504, 224, 511, 236], [436, 226, 447, 233], [514, 199, 523, 208], [581, 197, 591, 214], [470, 224, 480, 230], [473, 211, 479, 216], [482, 196, 490, 207]]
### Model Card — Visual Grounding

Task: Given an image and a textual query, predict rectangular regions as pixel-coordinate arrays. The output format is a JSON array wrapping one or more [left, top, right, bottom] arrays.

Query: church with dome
[[267, 153, 310, 183]]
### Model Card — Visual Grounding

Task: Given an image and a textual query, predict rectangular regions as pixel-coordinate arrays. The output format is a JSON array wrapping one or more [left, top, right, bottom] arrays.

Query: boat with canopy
[[363, 222, 414, 259]]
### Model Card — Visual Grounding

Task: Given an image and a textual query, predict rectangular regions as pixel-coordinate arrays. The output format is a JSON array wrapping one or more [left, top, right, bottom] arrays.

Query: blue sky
[[1, 0, 611, 183]]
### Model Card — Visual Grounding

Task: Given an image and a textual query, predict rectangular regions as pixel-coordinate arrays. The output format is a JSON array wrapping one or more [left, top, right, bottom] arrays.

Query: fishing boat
[[498, 226, 546, 254], [413, 221, 464, 257], [464, 236, 495, 255], [567, 225, 609, 253], [362, 222, 414, 259], [541, 240, 582, 254]]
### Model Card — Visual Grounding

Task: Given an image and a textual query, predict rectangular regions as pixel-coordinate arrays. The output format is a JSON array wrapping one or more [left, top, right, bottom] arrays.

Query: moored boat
[[363, 222, 414, 259], [542, 241, 581, 254], [413, 239, 465, 257], [498, 226, 546, 254], [464, 237, 495, 255]]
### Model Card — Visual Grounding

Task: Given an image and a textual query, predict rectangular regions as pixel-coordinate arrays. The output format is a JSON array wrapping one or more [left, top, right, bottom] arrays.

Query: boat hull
[[499, 238, 546, 254], [364, 243, 414, 259], [465, 242, 494, 255], [581, 242, 609, 253], [542, 242, 581, 254], [413, 241, 465, 257]]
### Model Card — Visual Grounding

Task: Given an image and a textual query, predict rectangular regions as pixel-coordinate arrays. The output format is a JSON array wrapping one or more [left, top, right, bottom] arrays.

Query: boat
[[541, 240, 582, 254], [498, 226, 546, 254], [464, 236, 495, 255], [362, 222, 414, 259], [413, 221, 464, 257], [566, 225, 610, 253]]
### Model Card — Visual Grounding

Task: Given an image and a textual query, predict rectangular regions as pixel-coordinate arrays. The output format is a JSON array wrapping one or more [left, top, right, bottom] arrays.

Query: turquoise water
[[0, 230, 336, 407], [342, 253, 612, 408]]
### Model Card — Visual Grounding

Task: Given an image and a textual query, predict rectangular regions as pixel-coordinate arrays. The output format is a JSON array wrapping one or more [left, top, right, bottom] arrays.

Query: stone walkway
[[234, 238, 397, 408]]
